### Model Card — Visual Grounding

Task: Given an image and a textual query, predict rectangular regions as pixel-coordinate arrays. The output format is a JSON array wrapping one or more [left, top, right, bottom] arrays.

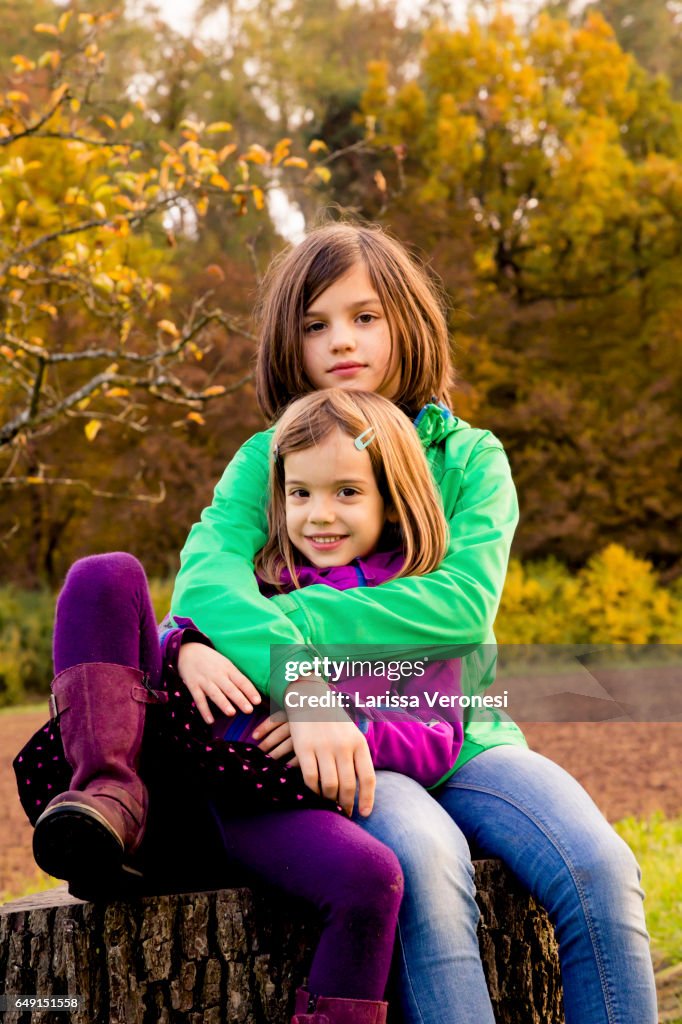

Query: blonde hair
[[255, 221, 454, 422], [256, 389, 449, 589]]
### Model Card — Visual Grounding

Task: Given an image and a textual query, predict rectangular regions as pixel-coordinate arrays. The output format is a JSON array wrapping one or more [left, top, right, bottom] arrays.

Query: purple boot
[[292, 989, 388, 1024], [31, 662, 164, 896]]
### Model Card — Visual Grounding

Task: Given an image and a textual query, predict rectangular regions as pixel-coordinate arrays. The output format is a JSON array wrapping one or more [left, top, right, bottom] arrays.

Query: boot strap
[[132, 683, 169, 705], [48, 679, 168, 720]]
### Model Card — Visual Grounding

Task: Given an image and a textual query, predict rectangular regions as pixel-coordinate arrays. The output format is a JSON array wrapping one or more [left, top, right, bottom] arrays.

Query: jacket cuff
[[162, 625, 215, 677]]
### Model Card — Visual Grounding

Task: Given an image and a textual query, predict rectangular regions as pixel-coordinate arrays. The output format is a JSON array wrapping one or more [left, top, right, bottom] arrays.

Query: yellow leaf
[[157, 319, 179, 337], [0, 345, 15, 360], [38, 303, 57, 318], [38, 50, 61, 70], [217, 143, 237, 162], [10, 265, 33, 279], [120, 111, 134, 130], [179, 118, 205, 134], [11, 55, 35, 72], [70, 98, 81, 113], [272, 137, 292, 166], [91, 201, 107, 219], [186, 411, 205, 425], [206, 121, 233, 133], [106, 387, 129, 398], [34, 22, 59, 35], [30, 336, 44, 346], [308, 139, 329, 154], [202, 385, 226, 397], [104, 362, 119, 375], [85, 419, 102, 442], [252, 186, 265, 210], [374, 170, 387, 193], [99, 114, 117, 130], [313, 166, 332, 184], [6, 91, 30, 104], [49, 83, 69, 106], [77, 397, 91, 410], [196, 196, 209, 216], [58, 11, 72, 32], [282, 157, 308, 169], [93, 273, 115, 293], [243, 144, 270, 165], [209, 173, 231, 191], [26, 476, 44, 485]]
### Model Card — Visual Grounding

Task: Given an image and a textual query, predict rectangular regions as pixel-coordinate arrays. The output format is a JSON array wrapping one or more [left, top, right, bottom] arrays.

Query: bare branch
[[0, 90, 70, 148], [0, 475, 166, 503]]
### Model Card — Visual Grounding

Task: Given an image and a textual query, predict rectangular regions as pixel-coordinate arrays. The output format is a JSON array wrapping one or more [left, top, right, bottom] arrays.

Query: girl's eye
[[304, 321, 325, 333], [288, 488, 309, 499], [356, 313, 376, 325], [339, 487, 359, 498]]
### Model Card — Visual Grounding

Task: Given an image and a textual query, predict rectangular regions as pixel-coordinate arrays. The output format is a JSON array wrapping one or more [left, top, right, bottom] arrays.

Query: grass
[[614, 813, 682, 965], [0, 700, 47, 715], [2, 870, 58, 905]]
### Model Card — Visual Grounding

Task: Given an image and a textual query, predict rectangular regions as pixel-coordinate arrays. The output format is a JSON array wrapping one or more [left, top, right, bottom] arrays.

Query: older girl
[[173, 223, 657, 1024]]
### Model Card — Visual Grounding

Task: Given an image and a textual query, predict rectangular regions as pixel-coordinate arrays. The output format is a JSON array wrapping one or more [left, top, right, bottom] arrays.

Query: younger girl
[[213, 386, 464, 792], [15, 388, 463, 1024]]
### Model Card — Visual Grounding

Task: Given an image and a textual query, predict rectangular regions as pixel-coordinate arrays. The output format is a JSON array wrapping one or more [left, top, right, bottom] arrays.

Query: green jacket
[[171, 404, 527, 776]]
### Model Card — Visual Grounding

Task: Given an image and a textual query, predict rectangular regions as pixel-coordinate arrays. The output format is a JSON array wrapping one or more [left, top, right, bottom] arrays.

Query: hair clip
[[272, 443, 280, 463], [354, 427, 376, 451]]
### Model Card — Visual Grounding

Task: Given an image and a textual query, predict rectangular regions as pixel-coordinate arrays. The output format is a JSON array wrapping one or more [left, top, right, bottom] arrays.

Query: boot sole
[[33, 802, 126, 884]]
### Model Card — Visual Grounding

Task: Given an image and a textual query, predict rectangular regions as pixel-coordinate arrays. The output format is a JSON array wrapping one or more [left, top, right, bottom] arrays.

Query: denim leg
[[437, 746, 658, 1024], [354, 771, 496, 1024]]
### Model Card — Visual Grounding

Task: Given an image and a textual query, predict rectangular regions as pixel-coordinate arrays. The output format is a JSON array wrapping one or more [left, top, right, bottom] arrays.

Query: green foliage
[[148, 577, 173, 624], [496, 544, 682, 643], [357, 9, 682, 570], [0, 549, 679, 706], [614, 814, 682, 964], [0, 585, 54, 706], [0, 576, 171, 706]]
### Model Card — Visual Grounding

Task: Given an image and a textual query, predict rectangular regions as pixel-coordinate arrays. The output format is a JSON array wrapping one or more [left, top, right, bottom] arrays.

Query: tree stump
[[0, 860, 564, 1024]]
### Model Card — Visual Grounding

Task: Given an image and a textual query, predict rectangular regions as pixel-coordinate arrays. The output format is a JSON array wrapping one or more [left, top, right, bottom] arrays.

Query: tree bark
[[0, 860, 564, 1024]]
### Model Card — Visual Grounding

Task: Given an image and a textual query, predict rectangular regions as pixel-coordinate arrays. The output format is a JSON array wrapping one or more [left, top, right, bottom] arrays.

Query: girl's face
[[284, 427, 386, 569], [302, 262, 401, 400]]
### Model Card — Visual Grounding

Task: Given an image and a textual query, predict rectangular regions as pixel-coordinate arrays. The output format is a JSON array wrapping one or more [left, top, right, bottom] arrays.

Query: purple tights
[[53, 552, 403, 1001]]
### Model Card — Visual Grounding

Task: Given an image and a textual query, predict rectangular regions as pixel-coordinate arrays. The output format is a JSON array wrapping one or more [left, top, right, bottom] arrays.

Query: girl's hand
[[284, 678, 375, 817], [177, 642, 262, 725], [252, 712, 298, 764]]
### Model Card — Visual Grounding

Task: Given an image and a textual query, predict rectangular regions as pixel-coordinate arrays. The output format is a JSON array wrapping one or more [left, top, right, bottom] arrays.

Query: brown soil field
[[2, 708, 680, 901]]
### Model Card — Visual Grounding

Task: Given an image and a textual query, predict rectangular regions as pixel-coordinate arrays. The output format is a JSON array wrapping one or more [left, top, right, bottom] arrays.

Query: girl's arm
[[270, 437, 518, 657]]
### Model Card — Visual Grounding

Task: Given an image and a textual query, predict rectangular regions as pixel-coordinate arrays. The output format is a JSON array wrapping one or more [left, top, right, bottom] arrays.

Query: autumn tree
[[0, 8, 320, 582], [356, 9, 682, 570]]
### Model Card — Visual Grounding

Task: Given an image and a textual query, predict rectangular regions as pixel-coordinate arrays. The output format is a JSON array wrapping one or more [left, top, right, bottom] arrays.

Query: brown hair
[[255, 222, 454, 422], [255, 388, 449, 589]]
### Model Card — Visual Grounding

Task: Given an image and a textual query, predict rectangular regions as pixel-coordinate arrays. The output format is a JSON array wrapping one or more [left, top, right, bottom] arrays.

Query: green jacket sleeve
[[270, 436, 518, 656], [170, 429, 312, 702]]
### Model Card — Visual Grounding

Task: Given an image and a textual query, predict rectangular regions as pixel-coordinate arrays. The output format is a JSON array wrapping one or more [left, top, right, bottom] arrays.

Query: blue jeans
[[354, 746, 657, 1024]]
